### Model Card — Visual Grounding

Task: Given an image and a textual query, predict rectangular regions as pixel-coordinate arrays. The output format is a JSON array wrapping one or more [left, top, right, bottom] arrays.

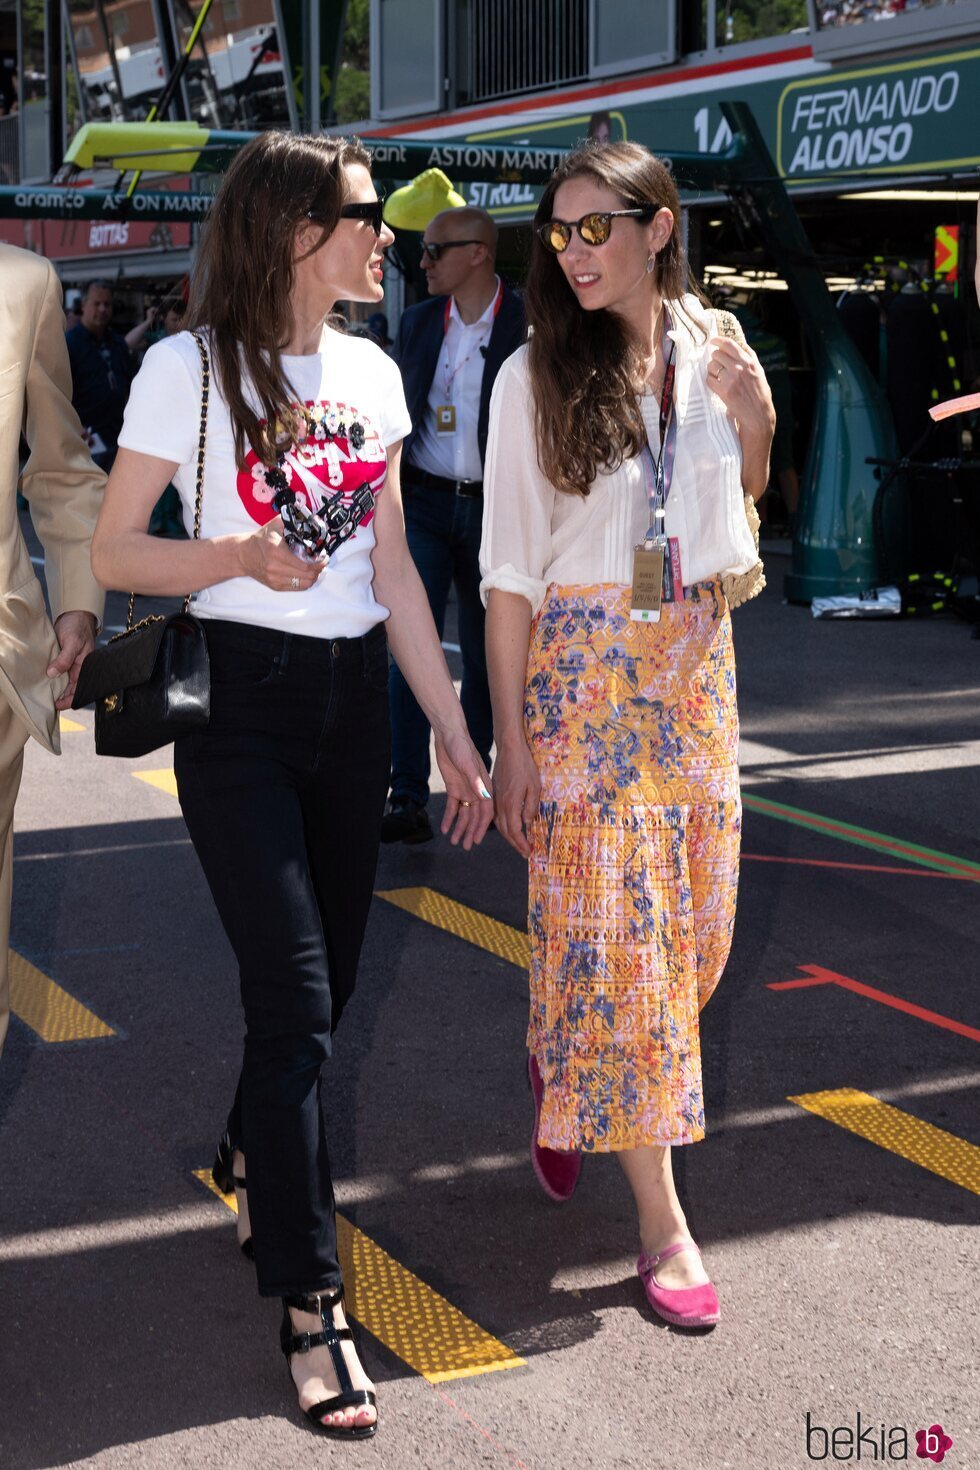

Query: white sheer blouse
[[479, 295, 759, 613]]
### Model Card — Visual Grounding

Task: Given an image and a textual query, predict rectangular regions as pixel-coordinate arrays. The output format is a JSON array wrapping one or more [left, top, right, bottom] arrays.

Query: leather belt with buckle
[[403, 467, 483, 499]]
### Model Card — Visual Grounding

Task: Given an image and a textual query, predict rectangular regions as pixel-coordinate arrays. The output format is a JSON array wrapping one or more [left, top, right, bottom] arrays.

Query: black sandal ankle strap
[[282, 1288, 343, 1315], [279, 1292, 357, 1398], [283, 1324, 353, 1356]]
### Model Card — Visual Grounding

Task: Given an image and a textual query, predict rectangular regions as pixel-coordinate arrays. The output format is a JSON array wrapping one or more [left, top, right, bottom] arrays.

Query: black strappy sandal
[[280, 1289, 378, 1440], [210, 1132, 254, 1260]]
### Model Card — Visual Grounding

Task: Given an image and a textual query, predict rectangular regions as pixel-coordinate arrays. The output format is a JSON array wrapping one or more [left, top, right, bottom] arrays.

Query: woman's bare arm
[[485, 588, 539, 859], [91, 447, 322, 594]]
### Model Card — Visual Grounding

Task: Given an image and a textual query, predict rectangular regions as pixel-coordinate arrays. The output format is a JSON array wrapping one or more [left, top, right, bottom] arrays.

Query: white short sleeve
[[480, 347, 557, 613], [117, 334, 202, 468], [361, 340, 411, 448]]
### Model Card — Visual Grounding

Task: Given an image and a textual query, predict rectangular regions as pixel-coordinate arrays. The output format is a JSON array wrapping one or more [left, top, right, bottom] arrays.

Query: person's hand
[[491, 738, 540, 859], [49, 610, 98, 711], [433, 727, 493, 850], [706, 337, 776, 440], [236, 520, 323, 592]]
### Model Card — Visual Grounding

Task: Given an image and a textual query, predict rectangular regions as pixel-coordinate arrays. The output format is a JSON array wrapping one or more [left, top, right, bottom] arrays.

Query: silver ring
[[290, 576, 300, 589]]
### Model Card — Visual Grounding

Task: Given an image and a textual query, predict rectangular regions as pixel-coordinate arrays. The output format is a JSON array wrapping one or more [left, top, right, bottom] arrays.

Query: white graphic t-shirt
[[117, 326, 412, 639]]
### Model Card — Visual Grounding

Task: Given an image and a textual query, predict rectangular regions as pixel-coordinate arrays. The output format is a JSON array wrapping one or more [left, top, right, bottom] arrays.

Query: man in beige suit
[[0, 243, 106, 1056]]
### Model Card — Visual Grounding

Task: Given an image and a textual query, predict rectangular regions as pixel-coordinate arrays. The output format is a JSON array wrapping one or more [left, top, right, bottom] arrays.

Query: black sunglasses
[[307, 197, 386, 234], [537, 207, 656, 254], [420, 239, 485, 262]]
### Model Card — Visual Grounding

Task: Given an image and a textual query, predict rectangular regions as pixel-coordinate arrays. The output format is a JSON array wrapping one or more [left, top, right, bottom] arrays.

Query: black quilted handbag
[[73, 333, 213, 757]]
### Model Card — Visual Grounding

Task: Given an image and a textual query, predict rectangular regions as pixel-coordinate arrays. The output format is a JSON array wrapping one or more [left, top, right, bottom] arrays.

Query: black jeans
[[174, 618, 390, 1298], [388, 476, 493, 804]]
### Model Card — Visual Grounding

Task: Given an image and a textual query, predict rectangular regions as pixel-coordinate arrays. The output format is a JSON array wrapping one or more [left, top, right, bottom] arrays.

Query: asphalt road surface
[[1, 531, 978, 1470]]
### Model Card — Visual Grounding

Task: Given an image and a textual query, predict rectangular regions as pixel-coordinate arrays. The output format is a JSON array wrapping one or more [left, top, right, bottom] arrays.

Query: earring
[[645, 253, 656, 274]]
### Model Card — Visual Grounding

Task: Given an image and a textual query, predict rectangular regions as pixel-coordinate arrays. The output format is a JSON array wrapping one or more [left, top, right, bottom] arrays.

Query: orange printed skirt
[[524, 582, 740, 1153]]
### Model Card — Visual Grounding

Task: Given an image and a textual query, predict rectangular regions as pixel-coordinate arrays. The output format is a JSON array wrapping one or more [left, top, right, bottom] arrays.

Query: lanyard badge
[[630, 307, 684, 623], [435, 281, 503, 435]]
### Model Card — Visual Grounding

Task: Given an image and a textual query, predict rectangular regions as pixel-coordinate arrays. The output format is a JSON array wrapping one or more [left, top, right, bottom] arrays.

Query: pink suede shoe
[[527, 1053, 581, 1202], [637, 1241, 720, 1328]]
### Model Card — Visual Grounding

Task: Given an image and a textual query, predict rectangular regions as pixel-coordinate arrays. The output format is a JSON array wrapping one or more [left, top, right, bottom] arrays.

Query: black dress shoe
[[380, 797, 434, 845]]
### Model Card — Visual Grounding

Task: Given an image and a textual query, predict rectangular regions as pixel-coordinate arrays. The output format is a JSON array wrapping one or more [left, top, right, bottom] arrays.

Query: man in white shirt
[[383, 207, 526, 843]]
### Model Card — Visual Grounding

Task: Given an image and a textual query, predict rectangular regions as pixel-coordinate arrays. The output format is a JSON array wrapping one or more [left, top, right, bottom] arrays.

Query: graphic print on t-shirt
[[236, 399, 387, 531]]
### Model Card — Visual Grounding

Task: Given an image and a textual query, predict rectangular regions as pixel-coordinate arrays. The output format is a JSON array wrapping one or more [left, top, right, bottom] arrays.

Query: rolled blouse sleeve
[[480, 347, 556, 613]]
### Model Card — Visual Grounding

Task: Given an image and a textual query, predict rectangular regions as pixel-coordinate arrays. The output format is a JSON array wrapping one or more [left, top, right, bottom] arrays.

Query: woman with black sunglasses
[[91, 131, 493, 1439], [481, 142, 774, 1328]]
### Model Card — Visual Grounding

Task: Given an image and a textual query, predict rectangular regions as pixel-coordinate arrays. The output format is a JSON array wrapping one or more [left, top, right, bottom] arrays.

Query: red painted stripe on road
[[430, 1385, 533, 1470], [768, 964, 980, 1045], [744, 795, 980, 880], [365, 47, 813, 138], [769, 976, 833, 990], [742, 854, 971, 879]]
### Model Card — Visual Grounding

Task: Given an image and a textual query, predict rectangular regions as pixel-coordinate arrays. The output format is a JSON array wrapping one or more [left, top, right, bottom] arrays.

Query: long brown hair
[[526, 141, 706, 496], [186, 130, 372, 468]]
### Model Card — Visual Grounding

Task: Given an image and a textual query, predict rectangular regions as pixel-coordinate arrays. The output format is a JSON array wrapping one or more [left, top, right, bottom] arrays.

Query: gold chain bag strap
[[72, 332, 213, 756], [714, 308, 766, 610]]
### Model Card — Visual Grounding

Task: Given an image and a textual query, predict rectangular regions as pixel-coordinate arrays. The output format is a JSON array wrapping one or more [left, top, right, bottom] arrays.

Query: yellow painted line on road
[[193, 1167, 234, 1206], [336, 1213, 523, 1383], [135, 769, 178, 797], [194, 1169, 523, 1383], [376, 887, 530, 970], [790, 1087, 980, 1195], [8, 949, 115, 1041], [59, 716, 85, 733]]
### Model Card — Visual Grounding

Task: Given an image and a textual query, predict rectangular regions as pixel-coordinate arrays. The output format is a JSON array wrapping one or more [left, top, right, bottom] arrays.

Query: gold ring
[[460, 800, 472, 807]]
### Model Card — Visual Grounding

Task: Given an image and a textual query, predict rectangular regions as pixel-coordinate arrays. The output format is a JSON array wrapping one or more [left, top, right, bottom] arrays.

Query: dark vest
[[392, 284, 527, 472]]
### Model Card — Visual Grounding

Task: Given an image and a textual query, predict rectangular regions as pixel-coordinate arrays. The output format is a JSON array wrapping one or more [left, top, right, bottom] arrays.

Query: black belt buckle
[[454, 478, 482, 500]]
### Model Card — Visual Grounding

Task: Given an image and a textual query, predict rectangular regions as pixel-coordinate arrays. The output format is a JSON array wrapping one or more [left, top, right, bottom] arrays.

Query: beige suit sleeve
[[20, 260, 106, 625]]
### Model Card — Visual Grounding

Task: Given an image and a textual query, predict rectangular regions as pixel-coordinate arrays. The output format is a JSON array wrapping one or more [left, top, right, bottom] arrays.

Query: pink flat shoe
[[637, 1241, 720, 1328], [527, 1053, 581, 1202]]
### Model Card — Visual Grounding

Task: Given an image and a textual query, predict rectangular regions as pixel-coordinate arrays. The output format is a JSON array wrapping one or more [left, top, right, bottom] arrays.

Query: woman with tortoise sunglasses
[[482, 141, 774, 1332]]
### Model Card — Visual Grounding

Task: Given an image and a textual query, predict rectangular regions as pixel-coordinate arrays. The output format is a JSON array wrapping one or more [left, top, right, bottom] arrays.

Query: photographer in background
[[123, 301, 161, 354], [147, 297, 186, 343], [148, 297, 192, 535]]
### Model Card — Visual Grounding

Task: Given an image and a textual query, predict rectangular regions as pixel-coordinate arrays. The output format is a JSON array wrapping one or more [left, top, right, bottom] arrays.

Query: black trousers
[[174, 618, 391, 1298]]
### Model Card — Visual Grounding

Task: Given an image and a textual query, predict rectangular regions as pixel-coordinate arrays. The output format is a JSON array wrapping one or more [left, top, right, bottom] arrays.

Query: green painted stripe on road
[[743, 794, 980, 880]]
